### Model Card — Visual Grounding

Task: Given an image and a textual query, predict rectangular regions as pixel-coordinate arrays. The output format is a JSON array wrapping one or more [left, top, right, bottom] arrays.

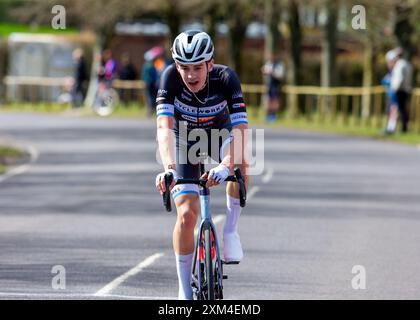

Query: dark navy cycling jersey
[[156, 63, 248, 134]]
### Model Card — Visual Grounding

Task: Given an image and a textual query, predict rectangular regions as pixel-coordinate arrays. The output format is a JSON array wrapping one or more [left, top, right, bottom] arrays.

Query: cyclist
[[155, 30, 249, 300]]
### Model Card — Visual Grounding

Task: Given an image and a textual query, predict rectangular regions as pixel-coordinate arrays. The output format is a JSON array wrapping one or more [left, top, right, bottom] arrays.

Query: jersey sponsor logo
[[230, 112, 248, 122], [158, 89, 168, 96], [197, 121, 214, 127], [156, 103, 174, 115], [174, 98, 227, 116], [181, 114, 197, 122], [232, 103, 246, 109], [198, 116, 215, 123]]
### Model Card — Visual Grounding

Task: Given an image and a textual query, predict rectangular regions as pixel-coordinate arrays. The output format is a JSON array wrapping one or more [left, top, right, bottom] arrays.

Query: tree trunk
[[264, 0, 282, 61], [228, 14, 247, 77], [288, 0, 302, 86], [166, 2, 181, 43], [203, 3, 218, 41], [287, 0, 302, 117], [84, 38, 102, 108], [362, 38, 375, 119], [321, 0, 338, 87], [0, 38, 6, 103], [394, 3, 414, 60]]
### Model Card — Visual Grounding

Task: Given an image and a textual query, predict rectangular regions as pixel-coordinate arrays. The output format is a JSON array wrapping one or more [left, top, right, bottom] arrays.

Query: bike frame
[[162, 167, 246, 300], [191, 184, 224, 299]]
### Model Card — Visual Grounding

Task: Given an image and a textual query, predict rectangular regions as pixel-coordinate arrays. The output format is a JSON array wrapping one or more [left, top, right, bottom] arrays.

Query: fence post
[[416, 95, 420, 133], [331, 94, 337, 123], [304, 94, 312, 121], [374, 93, 383, 128], [288, 92, 298, 119], [352, 94, 360, 126], [342, 94, 349, 126]]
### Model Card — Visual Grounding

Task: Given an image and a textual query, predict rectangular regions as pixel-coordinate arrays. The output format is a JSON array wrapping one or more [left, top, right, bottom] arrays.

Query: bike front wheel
[[204, 225, 215, 300], [93, 88, 119, 116]]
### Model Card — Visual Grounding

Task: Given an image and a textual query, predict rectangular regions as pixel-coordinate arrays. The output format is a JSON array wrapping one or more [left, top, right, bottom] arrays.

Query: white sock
[[175, 253, 193, 300], [224, 195, 241, 235]]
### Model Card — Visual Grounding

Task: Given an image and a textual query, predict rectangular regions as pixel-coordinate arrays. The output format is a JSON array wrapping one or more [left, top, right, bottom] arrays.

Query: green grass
[[1, 102, 73, 113], [0, 145, 24, 174], [0, 23, 78, 37], [0, 145, 23, 158], [1, 102, 149, 118]]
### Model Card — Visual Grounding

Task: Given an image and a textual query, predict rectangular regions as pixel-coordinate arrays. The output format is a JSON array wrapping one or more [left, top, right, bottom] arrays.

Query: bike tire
[[204, 225, 215, 300]]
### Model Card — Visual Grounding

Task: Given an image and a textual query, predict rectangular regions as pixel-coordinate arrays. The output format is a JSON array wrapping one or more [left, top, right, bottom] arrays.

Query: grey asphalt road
[[0, 111, 420, 300]]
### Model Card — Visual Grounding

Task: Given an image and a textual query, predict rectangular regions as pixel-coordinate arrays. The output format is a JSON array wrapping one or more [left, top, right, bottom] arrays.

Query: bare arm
[[156, 116, 176, 170], [156, 116, 176, 194], [231, 123, 249, 189]]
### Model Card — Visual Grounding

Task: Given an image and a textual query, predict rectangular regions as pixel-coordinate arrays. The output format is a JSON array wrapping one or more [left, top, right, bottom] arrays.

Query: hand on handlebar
[[201, 164, 230, 188], [156, 169, 178, 195]]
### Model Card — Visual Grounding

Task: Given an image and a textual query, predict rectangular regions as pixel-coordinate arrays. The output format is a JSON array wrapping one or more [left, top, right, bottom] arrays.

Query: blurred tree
[[409, 0, 420, 85], [287, 0, 302, 86], [220, 0, 259, 77], [9, 0, 147, 47], [140, 0, 183, 43], [0, 0, 29, 23], [141, 0, 220, 43], [201, 0, 224, 40], [343, 0, 395, 118], [320, 0, 338, 87], [264, 0, 282, 61], [394, 0, 416, 60]]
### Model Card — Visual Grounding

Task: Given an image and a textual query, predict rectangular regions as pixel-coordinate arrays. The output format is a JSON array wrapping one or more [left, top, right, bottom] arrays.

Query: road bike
[[162, 166, 246, 300], [92, 79, 119, 116]]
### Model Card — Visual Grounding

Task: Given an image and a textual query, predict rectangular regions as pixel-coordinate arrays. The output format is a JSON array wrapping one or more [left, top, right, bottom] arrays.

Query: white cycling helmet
[[171, 30, 214, 64]]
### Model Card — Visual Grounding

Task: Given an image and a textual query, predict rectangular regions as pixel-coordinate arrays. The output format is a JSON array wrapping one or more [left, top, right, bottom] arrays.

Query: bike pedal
[[223, 275, 228, 279]]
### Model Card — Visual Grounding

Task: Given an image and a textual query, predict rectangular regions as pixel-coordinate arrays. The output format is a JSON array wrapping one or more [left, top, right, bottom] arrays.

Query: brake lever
[[163, 172, 173, 212]]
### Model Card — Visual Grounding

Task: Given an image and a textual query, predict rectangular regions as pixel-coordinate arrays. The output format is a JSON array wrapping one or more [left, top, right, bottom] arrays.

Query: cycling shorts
[[171, 130, 233, 200]]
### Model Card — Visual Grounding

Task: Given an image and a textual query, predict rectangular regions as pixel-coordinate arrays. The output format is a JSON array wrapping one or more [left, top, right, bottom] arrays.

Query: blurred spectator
[[119, 53, 137, 81], [71, 48, 88, 108], [262, 54, 285, 122], [118, 52, 138, 105], [99, 49, 118, 88], [388, 47, 413, 133], [142, 46, 168, 117], [382, 49, 399, 134]]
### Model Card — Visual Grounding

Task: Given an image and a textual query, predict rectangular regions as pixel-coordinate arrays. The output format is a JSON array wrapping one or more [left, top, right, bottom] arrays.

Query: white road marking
[[0, 292, 93, 298], [28, 162, 160, 174], [0, 292, 176, 300], [94, 253, 164, 296], [99, 293, 177, 300], [262, 167, 274, 183]]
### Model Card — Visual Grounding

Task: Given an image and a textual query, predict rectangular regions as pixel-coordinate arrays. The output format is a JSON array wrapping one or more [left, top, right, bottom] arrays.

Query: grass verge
[[0, 145, 25, 174]]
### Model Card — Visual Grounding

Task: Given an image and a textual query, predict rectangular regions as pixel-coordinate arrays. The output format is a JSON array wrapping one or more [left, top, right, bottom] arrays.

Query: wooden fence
[[3, 76, 420, 133]]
